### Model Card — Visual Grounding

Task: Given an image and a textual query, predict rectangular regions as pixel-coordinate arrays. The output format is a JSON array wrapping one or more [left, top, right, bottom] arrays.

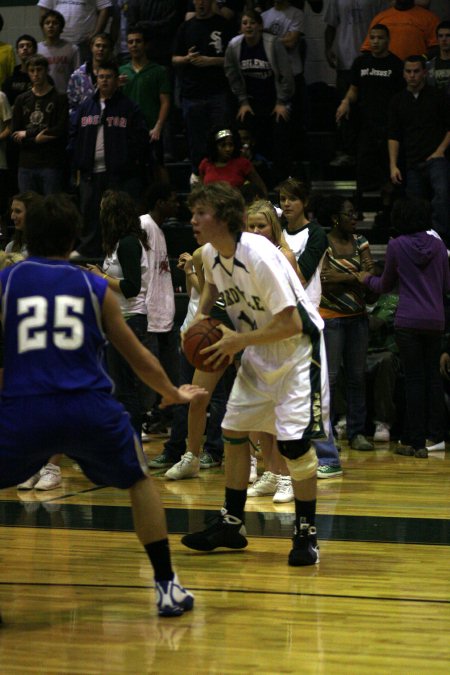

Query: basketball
[[183, 318, 223, 372]]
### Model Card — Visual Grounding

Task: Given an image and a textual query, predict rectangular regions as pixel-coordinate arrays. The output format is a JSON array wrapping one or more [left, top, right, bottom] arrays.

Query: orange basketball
[[183, 318, 223, 372]]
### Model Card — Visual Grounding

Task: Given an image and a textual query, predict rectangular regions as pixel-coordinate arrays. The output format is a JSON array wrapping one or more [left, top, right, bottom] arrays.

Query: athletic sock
[[145, 538, 174, 582], [224, 487, 247, 521], [294, 498, 316, 529]]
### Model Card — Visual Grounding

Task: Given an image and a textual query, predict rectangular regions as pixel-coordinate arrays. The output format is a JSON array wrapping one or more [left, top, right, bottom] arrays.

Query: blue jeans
[[18, 167, 63, 195], [181, 93, 229, 173], [313, 420, 341, 467], [324, 315, 369, 441], [406, 157, 450, 245], [106, 313, 148, 436]]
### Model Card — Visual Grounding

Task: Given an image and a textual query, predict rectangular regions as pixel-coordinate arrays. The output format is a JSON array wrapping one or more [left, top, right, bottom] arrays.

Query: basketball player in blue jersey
[[0, 194, 207, 621], [181, 182, 330, 566]]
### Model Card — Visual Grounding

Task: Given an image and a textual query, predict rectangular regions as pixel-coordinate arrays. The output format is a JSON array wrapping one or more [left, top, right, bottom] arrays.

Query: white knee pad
[[285, 447, 318, 481]]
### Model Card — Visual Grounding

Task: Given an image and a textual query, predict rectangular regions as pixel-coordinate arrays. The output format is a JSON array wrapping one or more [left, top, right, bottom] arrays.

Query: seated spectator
[[2, 34, 37, 106], [224, 9, 294, 184], [5, 191, 39, 255], [357, 196, 450, 458], [67, 32, 114, 119], [199, 126, 267, 195], [38, 9, 80, 93], [0, 14, 14, 88], [427, 20, 450, 100], [12, 55, 68, 196], [317, 195, 376, 452]]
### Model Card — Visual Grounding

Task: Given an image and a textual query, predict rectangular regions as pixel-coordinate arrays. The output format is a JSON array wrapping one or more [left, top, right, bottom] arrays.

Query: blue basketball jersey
[[0, 258, 113, 396]]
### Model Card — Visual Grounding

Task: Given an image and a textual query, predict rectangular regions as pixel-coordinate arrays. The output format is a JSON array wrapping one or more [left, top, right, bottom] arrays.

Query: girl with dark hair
[[199, 126, 267, 196], [6, 192, 41, 254], [356, 196, 450, 457], [87, 190, 150, 435], [318, 195, 376, 452]]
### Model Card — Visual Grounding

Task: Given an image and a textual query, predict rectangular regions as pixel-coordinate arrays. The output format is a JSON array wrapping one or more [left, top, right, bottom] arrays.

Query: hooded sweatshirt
[[364, 230, 450, 331]]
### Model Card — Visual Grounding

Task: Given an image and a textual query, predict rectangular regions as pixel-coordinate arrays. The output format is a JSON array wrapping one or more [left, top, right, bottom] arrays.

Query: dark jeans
[[324, 315, 369, 441], [181, 93, 230, 173], [406, 157, 450, 245], [241, 104, 292, 184], [164, 350, 234, 462], [106, 313, 148, 437], [18, 167, 63, 195], [395, 329, 446, 449], [366, 350, 401, 426], [145, 327, 180, 424]]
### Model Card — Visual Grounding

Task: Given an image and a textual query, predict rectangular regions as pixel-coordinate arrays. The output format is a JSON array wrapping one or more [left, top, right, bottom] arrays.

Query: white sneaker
[[165, 452, 200, 480], [248, 456, 258, 483], [34, 463, 62, 491], [17, 472, 41, 490], [273, 475, 294, 503], [426, 440, 446, 452], [335, 417, 347, 440], [247, 471, 278, 497], [374, 422, 390, 443]]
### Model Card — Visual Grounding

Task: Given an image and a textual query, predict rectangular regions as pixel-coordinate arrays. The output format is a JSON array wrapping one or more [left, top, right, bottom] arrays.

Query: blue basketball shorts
[[0, 391, 148, 489]]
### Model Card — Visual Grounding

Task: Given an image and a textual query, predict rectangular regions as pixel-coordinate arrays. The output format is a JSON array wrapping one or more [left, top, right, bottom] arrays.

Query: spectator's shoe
[[374, 422, 390, 443], [350, 434, 374, 451], [288, 524, 320, 566], [317, 465, 343, 479], [165, 452, 200, 480], [273, 475, 294, 503], [142, 419, 170, 438], [426, 440, 445, 452], [335, 417, 347, 440], [181, 509, 248, 552], [247, 471, 278, 497], [155, 573, 194, 617], [395, 445, 428, 458], [17, 472, 41, 490], [329, 152, 355, 168], [248, 455, 258, 483], [199, 451, 221, 469], [34, 464, 62, 491], [148, 453, 176, 469]]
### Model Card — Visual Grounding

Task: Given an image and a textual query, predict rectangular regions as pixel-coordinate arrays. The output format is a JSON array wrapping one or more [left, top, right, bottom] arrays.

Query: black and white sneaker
[[288, 523, 320, 566], [181, 509, 248, 552], [155, 573, 194, 617]]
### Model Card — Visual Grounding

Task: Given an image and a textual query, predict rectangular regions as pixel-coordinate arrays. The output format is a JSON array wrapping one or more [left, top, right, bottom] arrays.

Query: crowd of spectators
[[0, 1, 449, 489]]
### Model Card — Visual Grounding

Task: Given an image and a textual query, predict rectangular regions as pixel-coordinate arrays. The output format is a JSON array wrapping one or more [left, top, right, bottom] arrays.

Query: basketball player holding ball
[[181, 182, 330, 566]]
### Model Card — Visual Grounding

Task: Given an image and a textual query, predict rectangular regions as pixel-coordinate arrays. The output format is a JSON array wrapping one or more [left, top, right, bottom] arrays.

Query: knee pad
[[222, 434, 249, 446], [278, 440, 318, 481]]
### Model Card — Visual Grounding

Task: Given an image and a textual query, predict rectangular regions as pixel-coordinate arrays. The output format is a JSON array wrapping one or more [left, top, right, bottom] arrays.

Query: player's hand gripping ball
[[183, 318, 223, 372]]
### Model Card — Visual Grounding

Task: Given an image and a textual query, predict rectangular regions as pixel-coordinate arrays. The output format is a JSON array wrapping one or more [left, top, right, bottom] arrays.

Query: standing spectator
[[119, 25, 171, 183], [70, 61, 148, 257], [336, 24, 404, 229], [388, 54, 450, 246], [172, 0, 232, 180], [225, 9, 294, 184], [2, 35, 37, 106], [66, 32, 113, 119], [357, 197, 450, 458], [361, 0, 440, 61], [0, 90, 12, 217], [12, 55, 68, 195], [140, 183, 180, 437], [126, 0, 185, 67], [37, 0, 112, 63], [0, 14, 14, 88], [38, 10, 80, 93], [427, 20, 450, 99], [262, 1, 306, 158], [324, 0, 388, 167], [318, 195, 376, 451]]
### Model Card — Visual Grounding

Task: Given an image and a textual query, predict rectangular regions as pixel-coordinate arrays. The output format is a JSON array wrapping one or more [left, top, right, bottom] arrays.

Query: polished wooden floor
[[0, 438, 449, 674]]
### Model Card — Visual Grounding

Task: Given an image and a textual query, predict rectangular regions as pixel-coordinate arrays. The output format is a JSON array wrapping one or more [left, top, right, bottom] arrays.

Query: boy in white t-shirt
[[181, 182, 330, 566]]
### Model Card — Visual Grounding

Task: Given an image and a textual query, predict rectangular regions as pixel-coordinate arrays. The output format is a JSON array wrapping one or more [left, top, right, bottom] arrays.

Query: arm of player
[[101, 288, 207, 406], [202, 305, 303, 369]]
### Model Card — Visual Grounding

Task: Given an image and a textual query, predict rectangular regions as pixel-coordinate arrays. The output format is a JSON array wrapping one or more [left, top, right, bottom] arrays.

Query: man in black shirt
[[388, 54, 450, 245], [172, 0, 232, 177], [336, 24, 403, 226], [427, 20, 450, 99], [2, 34, 37, 106]]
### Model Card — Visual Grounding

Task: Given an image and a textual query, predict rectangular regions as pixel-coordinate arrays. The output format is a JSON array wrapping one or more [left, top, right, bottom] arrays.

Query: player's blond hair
[[187, 182, 245, 235]]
